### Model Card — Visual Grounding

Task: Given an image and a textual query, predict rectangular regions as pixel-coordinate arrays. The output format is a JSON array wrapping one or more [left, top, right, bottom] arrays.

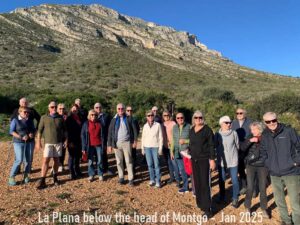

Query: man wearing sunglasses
[[232, 108, 253, 195], [260, 112, 300, 225], [36, 101, 68, 189], [107, 103, 138, 186]]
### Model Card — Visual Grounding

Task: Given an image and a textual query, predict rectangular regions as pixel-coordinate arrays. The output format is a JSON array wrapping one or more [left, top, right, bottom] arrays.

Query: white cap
[[219, 116, 231, 125]]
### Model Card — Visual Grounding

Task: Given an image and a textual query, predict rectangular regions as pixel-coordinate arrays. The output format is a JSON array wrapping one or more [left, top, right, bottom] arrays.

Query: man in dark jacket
[[232, 108, 252, 194], [107, 103, 138, 186], [261, 112, 300, 225], [126, 105, 140, 175]]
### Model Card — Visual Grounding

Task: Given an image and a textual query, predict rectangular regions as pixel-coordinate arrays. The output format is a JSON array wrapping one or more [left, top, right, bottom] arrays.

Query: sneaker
[[8, 177, 16, 186], [148, 181, 155, 187], [176, 182, 182, 188], [178, 188, 189, 194], [23, 174, 30, 184], [99, 176, 104, 181], [167, 179, 174, 184], [261, 209, 270, 219], [128, 180, 134, 186], [88, 176, 93, 182], [118, 178, 125, 185], [232, 199, 239, 208], [155, 183, 161, 188], [36, 178, 47, 190], [58, 166, 63, 172]]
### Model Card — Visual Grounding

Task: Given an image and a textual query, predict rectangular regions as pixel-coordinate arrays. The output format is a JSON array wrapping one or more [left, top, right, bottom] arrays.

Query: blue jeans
[[175, 158, 189, 191], [10, 142, 33, 177], [218, 166, 239, 200], [171, 158, 181, 182], [144, 147, 161, 185], [163, 147, 176, 181], [88, 146, 103, 177]]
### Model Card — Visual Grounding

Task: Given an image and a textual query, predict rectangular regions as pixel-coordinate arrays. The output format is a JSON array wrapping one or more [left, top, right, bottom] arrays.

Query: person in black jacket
[[231, 108, 252, 195], [261, 112, 300, 225], [189, 111, 216, 218], [66, 104, 82, 180], [107, 103, 138, 186], [240, 122, 270, 219]]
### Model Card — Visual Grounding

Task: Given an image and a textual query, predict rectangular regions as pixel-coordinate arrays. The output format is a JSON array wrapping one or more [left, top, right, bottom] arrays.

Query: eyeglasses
[[264, 119, 277, 124], [95, 107, 100, 109], [236, 112, 244, 115], [23, 111, 29, 114], [176, 117, 184, 119], [50, 106, 57, 109], [126, 109, 132, 112], [224, 122, 232, 125], [147, 115, 154, 117], [117, 108, 124, 110], [194, 116, 203, 119], [163, 114, 170, 117]]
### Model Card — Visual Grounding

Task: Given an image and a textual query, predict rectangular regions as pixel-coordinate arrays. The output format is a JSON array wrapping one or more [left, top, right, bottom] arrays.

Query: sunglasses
[[163, 114, 170, 117], [224, 122, 232, 125], [126, 109, 132, 112], [147, 115, 154, 117], [176, 117, 184, 119], [50, 106, 57, 109], [23, 111, 29, 114], [117, 108, 124, 110], [95, 106, 101, 109], [264, 119, 277, 124], [236, 112, 244, 115], [58, 108, 65, 110], [194, 116, 203, 119], [90, 114, 96, 116]]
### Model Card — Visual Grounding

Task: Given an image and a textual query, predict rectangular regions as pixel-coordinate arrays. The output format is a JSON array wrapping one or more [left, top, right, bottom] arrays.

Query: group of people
[[7, 97, 300, 225]]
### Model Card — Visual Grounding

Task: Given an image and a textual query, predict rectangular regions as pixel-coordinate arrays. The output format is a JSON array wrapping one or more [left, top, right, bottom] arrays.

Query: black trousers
[[59, 146, 66, 166], [102, 145, 109, 172], [68, 145, 82, 176], [244, 165, 268, 209], [192, 158, 211, 211], [238, 157, 247, 188]]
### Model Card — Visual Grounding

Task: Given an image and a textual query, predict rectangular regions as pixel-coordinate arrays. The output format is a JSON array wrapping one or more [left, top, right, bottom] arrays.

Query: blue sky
[[1, 0, 300, 77]]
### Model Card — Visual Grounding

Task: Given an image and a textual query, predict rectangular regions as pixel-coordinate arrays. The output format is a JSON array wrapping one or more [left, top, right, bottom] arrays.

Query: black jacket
[[232, 117, 252, 142], [189, 125, 215, 160], [261, 123, 300, 176], [240, 136, 265, 167], [107, 114, 137, 148]]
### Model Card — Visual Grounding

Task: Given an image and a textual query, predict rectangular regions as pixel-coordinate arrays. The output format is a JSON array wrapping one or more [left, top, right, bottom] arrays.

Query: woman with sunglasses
[[81, 109, 104, 182], [189, 111, 215, 217], [8, 106, 36, 186], [215, 115, 240, 208], [141, 110, 163, 188]]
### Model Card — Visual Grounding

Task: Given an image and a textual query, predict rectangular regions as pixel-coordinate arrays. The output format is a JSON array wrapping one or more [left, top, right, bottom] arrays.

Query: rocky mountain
[[0, 4, 299, 105]]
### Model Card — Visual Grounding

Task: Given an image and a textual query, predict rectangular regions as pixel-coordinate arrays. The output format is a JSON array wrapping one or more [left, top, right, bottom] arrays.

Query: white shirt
[[141, 122, 163, 154]]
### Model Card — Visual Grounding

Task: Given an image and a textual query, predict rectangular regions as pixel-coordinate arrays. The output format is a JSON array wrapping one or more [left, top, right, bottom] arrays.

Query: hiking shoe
[[239, 187, 247, 195], [118, 178, 125, 185], [8, 177, 16, 186], [53, 175, 60, 186], [232, 199, 239, 208], [99, 176, 104, 181], [36, 178, 47, 190], [178, 188, 189, 194], [167, 179, 174, 184], [23, 174, 30, 184]]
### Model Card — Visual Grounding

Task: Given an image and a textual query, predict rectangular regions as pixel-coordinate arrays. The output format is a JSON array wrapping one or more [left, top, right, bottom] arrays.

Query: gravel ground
[[0, 141, 290, 225]]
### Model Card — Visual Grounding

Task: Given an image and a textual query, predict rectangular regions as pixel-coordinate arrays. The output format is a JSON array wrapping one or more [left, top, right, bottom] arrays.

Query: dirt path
[[0, 141, 288, 224]]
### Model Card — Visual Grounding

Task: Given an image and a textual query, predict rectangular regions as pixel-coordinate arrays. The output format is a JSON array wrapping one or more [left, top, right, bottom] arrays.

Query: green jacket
[[171, 123, 190, 159], [38, 113, 67, 144]]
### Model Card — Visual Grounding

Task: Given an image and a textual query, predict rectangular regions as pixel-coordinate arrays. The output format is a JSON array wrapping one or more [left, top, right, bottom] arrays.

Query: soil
[[0, 141, 291, 225]]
